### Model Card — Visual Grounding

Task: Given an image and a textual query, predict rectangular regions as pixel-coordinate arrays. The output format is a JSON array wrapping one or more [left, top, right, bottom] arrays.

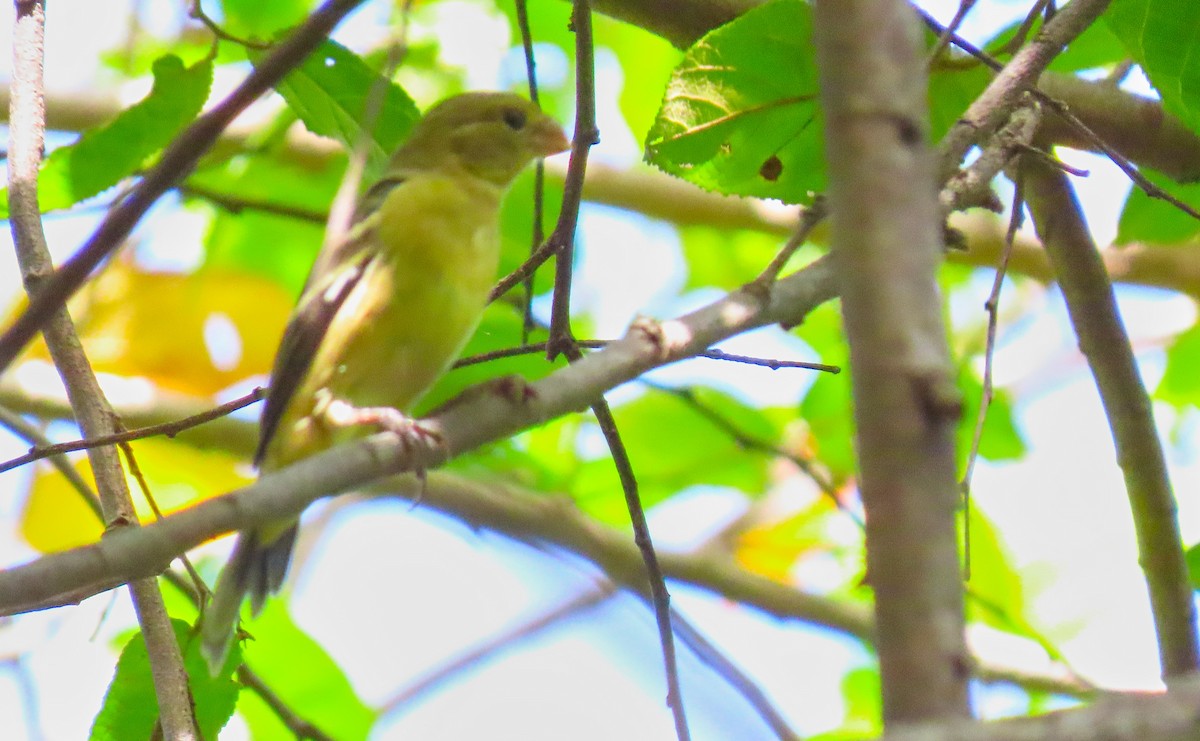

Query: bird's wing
[[255, 236, 373, 466], [255, 177, 411, 466]]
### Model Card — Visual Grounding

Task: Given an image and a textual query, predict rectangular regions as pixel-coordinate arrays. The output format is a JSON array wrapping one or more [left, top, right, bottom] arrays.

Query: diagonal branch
[[0, 255, 837, 614], [1019, 153, 1199, 681], [0, 387, 1096, 702], [936, 0, 1113, 180]]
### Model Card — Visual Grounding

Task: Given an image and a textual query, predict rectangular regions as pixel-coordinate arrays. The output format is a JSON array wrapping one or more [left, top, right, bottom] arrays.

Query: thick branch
[[881, 676, 1200, 741], [0, 358, 1095, 701], [0, 256, 836, 612], [1038, 74, 1200, 184], [813, 0, 968, 723], [1020, 155, 1199, 681]]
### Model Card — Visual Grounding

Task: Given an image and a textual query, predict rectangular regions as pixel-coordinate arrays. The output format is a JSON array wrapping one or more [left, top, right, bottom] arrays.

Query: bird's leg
[[316, 393, 445, 498]]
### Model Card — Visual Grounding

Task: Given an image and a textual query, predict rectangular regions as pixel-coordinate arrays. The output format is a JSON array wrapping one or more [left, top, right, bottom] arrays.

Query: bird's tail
[[200, 525, 297, 674]]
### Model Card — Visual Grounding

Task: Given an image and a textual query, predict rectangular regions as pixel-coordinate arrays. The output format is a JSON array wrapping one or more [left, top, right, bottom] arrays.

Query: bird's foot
[[321, 398, 446, 500]]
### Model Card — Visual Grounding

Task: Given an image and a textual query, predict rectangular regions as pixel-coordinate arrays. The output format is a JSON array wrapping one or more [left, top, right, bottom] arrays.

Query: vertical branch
[[538, 1, 686, 731], [1020, 154, 1200, 682], [812, 0, 970, 724], [545, 0, 598, 359], [514, 0, 546, 345], [7, 1, 197, 738]]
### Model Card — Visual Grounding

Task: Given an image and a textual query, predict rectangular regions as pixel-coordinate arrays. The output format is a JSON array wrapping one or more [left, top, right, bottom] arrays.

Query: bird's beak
[[532, 119, 572, 157]]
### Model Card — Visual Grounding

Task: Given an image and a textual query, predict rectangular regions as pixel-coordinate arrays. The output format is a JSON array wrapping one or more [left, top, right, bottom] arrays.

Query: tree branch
[[880, 676, 1200, 741], [936, 0, 1113, 180], [1019, 153, 1199, 681], [0, 377, 1097, 703], [813, 0, 968, 723], [7, 1, 196, 736]]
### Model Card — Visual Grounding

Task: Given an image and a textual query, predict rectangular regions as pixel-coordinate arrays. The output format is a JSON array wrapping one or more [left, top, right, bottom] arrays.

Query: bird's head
[[396, 92, 570, 187]]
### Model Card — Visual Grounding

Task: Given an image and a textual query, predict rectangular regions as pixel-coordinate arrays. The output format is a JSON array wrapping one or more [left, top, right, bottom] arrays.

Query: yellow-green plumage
[[202, 92, 568, 671]]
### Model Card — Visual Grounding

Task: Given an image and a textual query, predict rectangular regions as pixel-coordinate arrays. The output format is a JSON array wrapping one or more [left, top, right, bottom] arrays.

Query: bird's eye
[[502, 108, 527, 130]]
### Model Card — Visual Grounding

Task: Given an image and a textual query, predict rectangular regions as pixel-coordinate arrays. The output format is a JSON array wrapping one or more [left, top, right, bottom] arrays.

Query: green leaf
[[927, 63, 992, 143], [1116, 168, 1200, 245], [1053, 16, 1130, 72], [193, 154, 339, 293], [91, 619, 241, 741], [796, 303, 856, 482], [963, 508, 1070, 664], [962, 508, 1025, 626], [678, 226, 788, 291], [1157, 322, 1200, 408], [238, 601, 377, 739], [958, 371, 1026, 465], [1107, 0, 1200, 134], [416, 305, 567, 415], [450, 416, 585, 494], [253, 39, 420, 177], [0, 55, 212, 218], [573, 389, 775, 523], [222, 0, 313, 40], [645, 0, 824, 204], [1185, 541, 1200, 589]]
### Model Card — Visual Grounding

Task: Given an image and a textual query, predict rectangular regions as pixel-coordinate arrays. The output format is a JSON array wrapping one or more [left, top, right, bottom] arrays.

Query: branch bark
[[813, 0, 968, 724], [937, 0, 1113, 179], [8, 1, 195, 737], [881, 676, 1200, 741], [1020, 154, 1199, 681]]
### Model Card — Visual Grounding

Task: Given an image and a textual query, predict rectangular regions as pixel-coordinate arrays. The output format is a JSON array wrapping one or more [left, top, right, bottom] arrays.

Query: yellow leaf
[[21, 461, 104, 553], [733, 497, 842, 583], [21, 438, 253, 553], [9, 261, 294, 397]]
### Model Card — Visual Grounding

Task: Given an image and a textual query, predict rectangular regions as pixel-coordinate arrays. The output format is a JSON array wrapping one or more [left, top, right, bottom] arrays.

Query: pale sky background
[[0, 0, 1196, 739]]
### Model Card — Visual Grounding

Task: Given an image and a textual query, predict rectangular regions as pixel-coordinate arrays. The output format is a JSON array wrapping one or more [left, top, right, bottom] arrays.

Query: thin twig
[[178, 183, 327, 222], [382, 581, 617, 714], [926, 0, 977, 65], [752, 195, 828, 287], [187, 0, 272, 49], [515, 0, 545, 345], [0, 403, 104, 519], [933, 0, 1112, 183], [645, 381, 860, 525], [116, 440, 207, 595], [921, 5, 1200, 223], [588, 395, 691, 741], [544, 0, 599, 360], [959, 181, 1023, 581], [453, 339, 838, 373], [236, 668, 337, 741], [0, 388, 265, 475], [665, 605, 800, 741]]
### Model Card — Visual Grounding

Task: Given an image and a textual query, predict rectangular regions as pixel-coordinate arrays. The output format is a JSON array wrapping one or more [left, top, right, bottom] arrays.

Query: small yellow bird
[[201, 92, 569, 669]]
